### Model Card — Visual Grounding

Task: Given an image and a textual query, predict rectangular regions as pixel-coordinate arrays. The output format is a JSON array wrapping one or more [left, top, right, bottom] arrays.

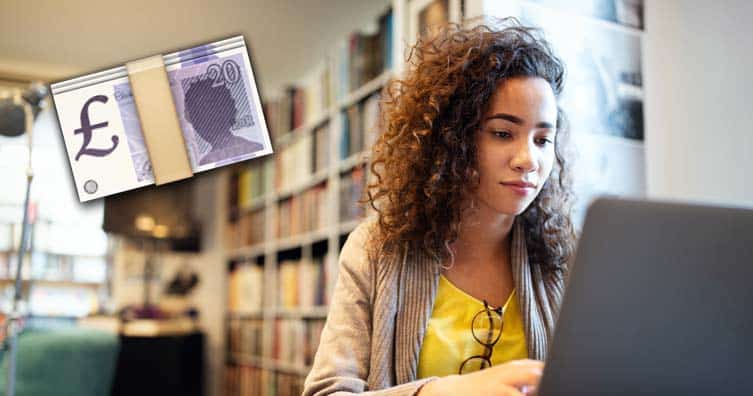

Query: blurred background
[[0, 0, 751, 395]]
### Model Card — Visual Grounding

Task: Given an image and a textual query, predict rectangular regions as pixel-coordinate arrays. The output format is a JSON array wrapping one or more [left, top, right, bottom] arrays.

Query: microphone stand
[[5, 99, 35, 396]]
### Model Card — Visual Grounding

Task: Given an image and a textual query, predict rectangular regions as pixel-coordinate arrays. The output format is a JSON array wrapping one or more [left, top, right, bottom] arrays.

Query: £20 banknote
[[51, 35, 272, 202]]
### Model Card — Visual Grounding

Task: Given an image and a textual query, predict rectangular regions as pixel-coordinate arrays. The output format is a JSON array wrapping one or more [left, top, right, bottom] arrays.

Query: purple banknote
[[50, 36, 273, 201]]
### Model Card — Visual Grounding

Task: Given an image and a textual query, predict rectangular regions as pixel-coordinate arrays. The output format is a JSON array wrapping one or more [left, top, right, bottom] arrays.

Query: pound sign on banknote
[[74, 95, 119, 161]]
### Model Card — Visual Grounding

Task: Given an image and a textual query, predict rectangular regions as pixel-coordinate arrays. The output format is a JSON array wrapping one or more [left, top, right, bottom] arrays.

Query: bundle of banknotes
[[51, 35, 273, 202]]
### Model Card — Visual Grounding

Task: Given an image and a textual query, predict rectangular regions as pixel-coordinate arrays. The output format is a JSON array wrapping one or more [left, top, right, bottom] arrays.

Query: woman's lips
[[501, 182, 535, 196]]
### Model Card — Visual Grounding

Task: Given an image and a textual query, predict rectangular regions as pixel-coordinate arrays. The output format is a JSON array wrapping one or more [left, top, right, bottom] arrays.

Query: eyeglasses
[[458, 299, 504, 375]]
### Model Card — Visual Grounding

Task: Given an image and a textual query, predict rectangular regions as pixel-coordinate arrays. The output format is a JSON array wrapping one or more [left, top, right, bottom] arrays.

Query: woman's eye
[[492, 131, 512, 139], [535, 137, 553, 146]]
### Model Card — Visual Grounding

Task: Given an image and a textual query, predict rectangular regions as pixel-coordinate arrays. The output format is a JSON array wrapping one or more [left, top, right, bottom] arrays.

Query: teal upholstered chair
[[0, 328, 120, 396]]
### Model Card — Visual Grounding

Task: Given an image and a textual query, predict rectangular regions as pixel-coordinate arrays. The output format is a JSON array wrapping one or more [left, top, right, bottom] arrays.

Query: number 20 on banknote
[[51, 35, 273, 202]]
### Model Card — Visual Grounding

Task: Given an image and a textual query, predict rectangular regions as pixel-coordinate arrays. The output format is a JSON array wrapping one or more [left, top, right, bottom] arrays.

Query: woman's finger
[[494, 363, 544, 388]]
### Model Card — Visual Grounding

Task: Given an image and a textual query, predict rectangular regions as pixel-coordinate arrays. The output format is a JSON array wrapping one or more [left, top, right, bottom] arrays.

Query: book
[[228, 261, 264, 313]]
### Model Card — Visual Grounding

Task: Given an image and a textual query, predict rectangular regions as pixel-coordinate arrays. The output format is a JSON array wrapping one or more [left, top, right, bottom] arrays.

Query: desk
[[110, 331, 204, 396]]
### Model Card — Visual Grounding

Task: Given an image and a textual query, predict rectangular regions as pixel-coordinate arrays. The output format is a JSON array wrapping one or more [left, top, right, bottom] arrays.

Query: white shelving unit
[[223, 5, 402, 393], [225, 68, 389, 361], [221, 2, 426, 392]]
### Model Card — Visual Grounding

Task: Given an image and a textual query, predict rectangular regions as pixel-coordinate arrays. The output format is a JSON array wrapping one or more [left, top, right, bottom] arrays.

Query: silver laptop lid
[[539, 197, 753, 396]]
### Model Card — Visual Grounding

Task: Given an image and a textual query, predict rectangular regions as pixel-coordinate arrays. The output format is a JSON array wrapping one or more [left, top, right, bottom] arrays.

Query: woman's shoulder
[[341, 216, 379, 261]]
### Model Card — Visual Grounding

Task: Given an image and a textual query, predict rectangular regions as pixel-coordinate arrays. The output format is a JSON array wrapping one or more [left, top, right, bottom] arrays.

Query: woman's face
[[474, 76, 558, 216]]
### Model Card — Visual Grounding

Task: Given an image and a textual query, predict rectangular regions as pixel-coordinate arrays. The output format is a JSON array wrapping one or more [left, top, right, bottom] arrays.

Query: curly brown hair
[[365, 18, 577, 274]]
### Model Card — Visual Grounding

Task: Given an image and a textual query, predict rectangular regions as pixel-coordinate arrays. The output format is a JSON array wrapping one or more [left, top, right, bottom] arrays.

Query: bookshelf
[[224, 4, 396, 395]]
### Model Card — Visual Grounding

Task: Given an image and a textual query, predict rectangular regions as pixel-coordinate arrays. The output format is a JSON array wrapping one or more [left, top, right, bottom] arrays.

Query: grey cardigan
[[302, 218, 565, 396]]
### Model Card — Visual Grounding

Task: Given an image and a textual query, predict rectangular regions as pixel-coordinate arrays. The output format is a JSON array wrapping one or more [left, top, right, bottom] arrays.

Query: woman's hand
[[417, 359, 544, 396]]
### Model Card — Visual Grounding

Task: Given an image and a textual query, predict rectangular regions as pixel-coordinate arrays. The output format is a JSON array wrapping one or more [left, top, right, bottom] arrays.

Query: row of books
[[263, 61, 334, 139], [272, 318, 327, 368], [339, 167, 368, 223], [237, 161, 270, 208], [225, 365, 304, 396], [277, 254, 336, 308], [274, 130, 316, 193], [275, 87, 380, 193], [228, 318, 263, 357], [226, 208, 265, 250], [341, 8, 393, 97], [273, 121, 331, 195], [230, 167, 369, 246], [261, 7, 392, 140], [225, 364, 265, 396], [234, 80, 383, 245], [312, 123, 330, 173], [228, 251, 339, 314], [341, 92, 381, 159], [277, 185, 328, 239], [227, 262, 264, 314]]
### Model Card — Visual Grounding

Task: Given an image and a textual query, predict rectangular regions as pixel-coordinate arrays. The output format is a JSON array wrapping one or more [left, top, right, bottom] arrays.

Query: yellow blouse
[[417, 274, 528, 378]]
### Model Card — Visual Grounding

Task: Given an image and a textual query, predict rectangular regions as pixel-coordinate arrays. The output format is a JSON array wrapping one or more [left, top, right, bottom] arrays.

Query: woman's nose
[[510, 142, 538, 173]]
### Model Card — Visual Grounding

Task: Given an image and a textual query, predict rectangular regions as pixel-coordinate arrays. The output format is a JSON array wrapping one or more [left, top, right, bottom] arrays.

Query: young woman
[[303, 18, 577, 396]]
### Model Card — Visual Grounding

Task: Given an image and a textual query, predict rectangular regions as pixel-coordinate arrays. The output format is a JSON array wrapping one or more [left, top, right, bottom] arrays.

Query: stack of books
[[340, 92, 381, 159], [227, 261, 264, 313], [277, 255, 329, 308], [339, 166, 367, 223], [228, 318, 263, 356], [276, 185, 328, 239]]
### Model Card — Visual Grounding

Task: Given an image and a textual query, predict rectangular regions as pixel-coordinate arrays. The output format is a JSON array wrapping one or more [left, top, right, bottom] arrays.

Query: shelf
[[228, 242, 267, 260], [273, 111, 333, 150], [231, 353, 311, 376], [239, 195, 268, 213], [227, 310, 264, 320], [276, 167, 329, 201], [225, 46, 393, 388], [275, 227, 331, 252], [230, 223, 344, 258], [339, 152, 368, 173], [270, 71, 390, 153], [339, 71, 392, 110]]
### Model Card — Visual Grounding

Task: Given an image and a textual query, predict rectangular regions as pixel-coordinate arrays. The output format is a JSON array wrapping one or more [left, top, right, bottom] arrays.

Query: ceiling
[[0, 0, 390, 97]]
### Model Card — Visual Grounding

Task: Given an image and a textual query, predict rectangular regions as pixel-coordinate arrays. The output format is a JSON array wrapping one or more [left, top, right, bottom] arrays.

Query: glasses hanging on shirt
[[458, 299, 504, 375]]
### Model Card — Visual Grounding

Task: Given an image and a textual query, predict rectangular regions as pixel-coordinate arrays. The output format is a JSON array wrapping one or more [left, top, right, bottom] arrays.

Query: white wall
[[644, 0, 753, 207]]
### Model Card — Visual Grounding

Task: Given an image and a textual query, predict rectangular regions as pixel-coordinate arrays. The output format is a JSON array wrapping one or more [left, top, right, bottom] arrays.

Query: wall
[[644, 0, 753, 207], [192, 169, 229, 396]]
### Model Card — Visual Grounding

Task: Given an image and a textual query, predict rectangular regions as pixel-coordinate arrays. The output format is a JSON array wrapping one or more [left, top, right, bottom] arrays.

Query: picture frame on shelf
[[407, 0, 463, 45]]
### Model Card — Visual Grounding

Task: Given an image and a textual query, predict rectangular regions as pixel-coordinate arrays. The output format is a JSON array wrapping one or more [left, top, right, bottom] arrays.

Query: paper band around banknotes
[[126, 55, 194, 185]]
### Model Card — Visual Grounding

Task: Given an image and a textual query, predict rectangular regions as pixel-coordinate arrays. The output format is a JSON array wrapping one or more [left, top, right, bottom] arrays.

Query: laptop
[[538, 197, 753, 395]]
